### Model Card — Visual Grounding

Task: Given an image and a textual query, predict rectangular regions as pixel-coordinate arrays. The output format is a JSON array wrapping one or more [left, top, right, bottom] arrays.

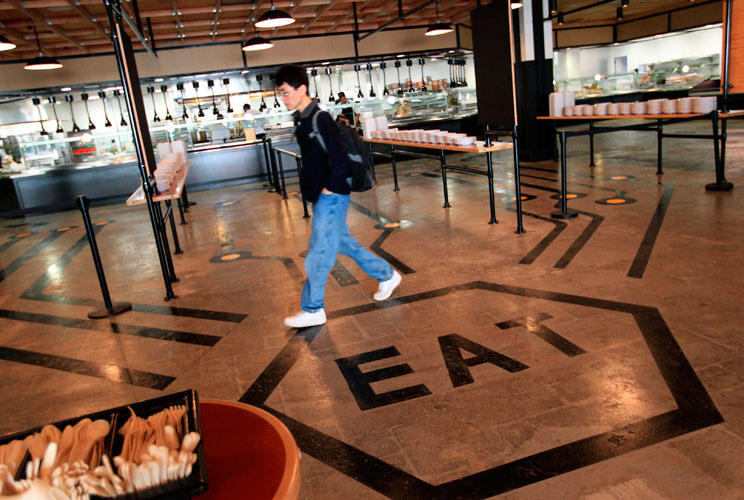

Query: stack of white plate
[[578, 104, 593, 116], [595, 103, 609, 116], [647, 99, 666, 114], [618, 102, 631, 115], [678, 97, 695, 114], [692, 96, 717, 113], [608, 103, 621, 115], [662, 100, 678, 114], [631, 102, 648, 115], [563, 105, 575, 116]]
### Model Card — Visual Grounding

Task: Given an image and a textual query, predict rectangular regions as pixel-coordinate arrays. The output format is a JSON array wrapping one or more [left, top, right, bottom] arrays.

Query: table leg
[[706, 110, 734, 191], [390, 144, 400, 191], [368, 142, 377, 182], [276, 152, 288, 200], [551, 131, 578, 220], [486, 148, 497, 225], [154, 201, 179, 282], [177, 198, 187, 225], [181, 185, 195, 209], [440, 149, 451, 208], [657, 119, 664, 175], [295, 157, 310, 218], [512, 126, 525, 234], [166, 200, 183, 255], [589, 120, 595, 167]]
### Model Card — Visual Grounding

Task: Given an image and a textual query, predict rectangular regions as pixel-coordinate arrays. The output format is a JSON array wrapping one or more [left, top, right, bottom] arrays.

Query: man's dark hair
[[276, 65, 309, 90]]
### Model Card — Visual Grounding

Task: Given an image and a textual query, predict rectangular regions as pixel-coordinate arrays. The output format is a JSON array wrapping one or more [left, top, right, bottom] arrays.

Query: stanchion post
[[295, 157, 310, 218], [440, 148, 451, 208], [512, 125, 525, 234], [485, 125, 497, 224], [390, 144, 400, 191], [551, 131, 578, 219], [76, 195, 132, 319]]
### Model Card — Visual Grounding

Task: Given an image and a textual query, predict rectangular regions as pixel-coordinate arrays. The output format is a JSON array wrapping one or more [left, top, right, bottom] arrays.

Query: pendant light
[[511, 1, 524, 9], [269, 73, 281, 108], [49, 96, 63, 133], [98, 91, 112, 127], [242, 25, 273, 51], [0, 35, 16, 51], [66, 94, 81, 133], [208, 79, 223, 118], [354, 64, 364, 99], [176, 83, 189, 119], [616, 7, 623, 20], [406, 60, 415, 92], [381, 62, 389, 96], [310, 69, 319, 100], [81, 93, 96, 130], [255, 0, 295, 29], [147, 86, 160, 122], [326, 67, 335, 102], [32, 97, 48, 135], [25, 26, 63, 70], [257, 75, 268, 112], [419, 58, 427, 92], [367, 63, 376, 98], [394, 60, 403, 95], [161, 85, 173, 121], [223, 78, 234, 113], [113, 89, 128, 127], [425, 1, 453, 37], [621, 0, 629, 7], [193, 81, 204, 117], [550, 0, 558, 15]]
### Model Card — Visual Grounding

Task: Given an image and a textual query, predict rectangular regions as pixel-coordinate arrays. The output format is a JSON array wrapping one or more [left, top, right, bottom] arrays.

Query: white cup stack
[[631, 102, 647, 115], [677, 97, 695, 114], [607, 103, 620, 115], [647, 99, 666, 114], [362, 117, 377, 139], [563, 105, 575, 116], [692, 96, 717, 114], [618, 102, 631, 115], [595, 103, 609, 116], [662, 100, 678, 114]]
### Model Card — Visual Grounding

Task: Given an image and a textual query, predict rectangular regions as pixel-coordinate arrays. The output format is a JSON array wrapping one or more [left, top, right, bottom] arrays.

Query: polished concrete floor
[[1, 119, 743, 499]]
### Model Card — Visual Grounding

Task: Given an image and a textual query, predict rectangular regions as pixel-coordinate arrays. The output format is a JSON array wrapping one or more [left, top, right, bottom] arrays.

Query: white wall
[[554, 25, 722, 80]]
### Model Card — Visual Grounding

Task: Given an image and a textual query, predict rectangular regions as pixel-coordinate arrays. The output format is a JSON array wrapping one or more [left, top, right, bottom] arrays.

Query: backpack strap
[[310, 110, 328, 153]]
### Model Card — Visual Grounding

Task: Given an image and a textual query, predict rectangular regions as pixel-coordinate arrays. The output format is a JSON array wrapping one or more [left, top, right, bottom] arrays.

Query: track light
[[621, 0, 629, 7], [557, 12, 564, 25], [425, 1, 453, 36], [25, 27, 62, 70], [550, 0, 558, 15], [617, 6, 623, 20], [511, 1, 523, 9], [0, 35, 16, 51], [255, 0, 295, 28]]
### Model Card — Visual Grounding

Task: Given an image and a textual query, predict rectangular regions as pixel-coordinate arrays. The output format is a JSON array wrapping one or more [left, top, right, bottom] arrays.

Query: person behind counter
[[276, 64, 401, 329], [335, 92, 357, 126]]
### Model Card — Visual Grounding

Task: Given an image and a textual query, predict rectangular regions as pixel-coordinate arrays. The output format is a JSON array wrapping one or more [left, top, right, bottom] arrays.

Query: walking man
[[276, 65, 401, 329]]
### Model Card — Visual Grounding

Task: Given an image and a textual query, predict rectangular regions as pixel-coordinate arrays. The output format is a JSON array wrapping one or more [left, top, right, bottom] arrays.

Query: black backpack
[[310, 111, 374, 192]]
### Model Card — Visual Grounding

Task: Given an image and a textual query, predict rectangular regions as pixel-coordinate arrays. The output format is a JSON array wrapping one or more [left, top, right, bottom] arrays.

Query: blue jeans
[[301, 193, 393, 312]]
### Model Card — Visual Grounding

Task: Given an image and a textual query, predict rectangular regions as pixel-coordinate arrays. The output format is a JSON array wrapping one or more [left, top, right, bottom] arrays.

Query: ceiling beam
[[3, 0, 89, 53]]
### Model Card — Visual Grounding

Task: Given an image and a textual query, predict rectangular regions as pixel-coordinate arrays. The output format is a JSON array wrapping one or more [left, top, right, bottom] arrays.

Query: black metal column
[[657, 119, 664, 175], [589, 120, 595, 167], [485, 131, 497, 225], [512, 126, 525, 234]]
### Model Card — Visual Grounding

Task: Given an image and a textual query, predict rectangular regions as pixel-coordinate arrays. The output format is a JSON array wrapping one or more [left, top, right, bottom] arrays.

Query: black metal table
[[538, 112, 734, 219]]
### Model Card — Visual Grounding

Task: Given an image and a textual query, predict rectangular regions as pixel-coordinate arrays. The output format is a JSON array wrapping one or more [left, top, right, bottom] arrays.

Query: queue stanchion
[[295, 156, 310, 218], [76, 195, 132, 319]]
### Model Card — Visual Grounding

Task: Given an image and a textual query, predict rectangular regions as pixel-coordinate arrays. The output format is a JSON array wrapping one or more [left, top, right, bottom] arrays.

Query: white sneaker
[[374, 270, 402, 301], [284, 309, 327, 328]]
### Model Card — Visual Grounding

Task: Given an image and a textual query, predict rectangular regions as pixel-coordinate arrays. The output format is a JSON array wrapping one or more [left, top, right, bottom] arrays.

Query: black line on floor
[[0, 309, 221, 346], [371, 230, 416, 275], [554, 210, 605, 269], [20, 230, 248, 324], [0, 231, 66, 283], [239, 325, 325, 405], [627, 185, 674, 279], [0, 237, 22, 254], [250, 255, 305, 283], [331, 260, 360, 286], [0, 346, 175, 390]]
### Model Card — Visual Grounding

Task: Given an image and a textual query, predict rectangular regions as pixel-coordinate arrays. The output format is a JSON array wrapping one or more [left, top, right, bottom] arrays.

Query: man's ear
[[299, 84, 309, 96]]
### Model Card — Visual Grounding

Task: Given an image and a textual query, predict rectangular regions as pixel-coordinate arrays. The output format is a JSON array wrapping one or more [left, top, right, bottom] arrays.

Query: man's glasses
[[278, 88, 297, 98]]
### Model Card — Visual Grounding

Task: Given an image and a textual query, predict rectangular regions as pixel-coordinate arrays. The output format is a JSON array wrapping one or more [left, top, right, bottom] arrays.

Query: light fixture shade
[[242, 36, 274, 51], [25, 53, 63, 70], [425, 22, 453, 36], [511, 1, 524, 9], [616, 6, 623, 20], [621, 0, 629, 7], [557, 13, 564, 25], [255, 8, 295, 28], [0, 35, 16, 51]]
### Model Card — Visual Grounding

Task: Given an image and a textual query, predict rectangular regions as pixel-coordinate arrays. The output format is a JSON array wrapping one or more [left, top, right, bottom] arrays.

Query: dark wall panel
[[471, 0, 515, 127]]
